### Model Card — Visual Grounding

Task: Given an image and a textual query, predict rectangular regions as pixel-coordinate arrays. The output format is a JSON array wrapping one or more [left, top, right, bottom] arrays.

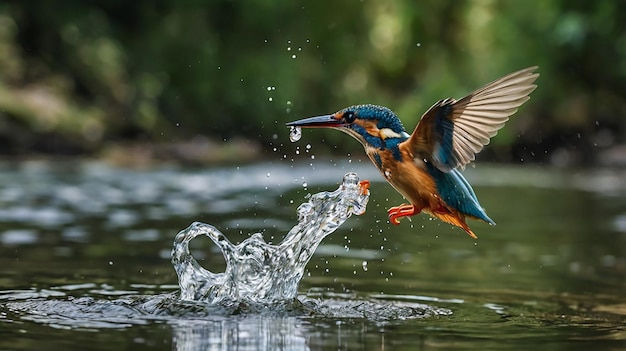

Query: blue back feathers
[[432, 101, 457, 171], [426, 163, 495, 224]]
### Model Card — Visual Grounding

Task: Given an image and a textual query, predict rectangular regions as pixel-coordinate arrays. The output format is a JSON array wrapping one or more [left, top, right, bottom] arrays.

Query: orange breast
[[367, 147, 440, 210]]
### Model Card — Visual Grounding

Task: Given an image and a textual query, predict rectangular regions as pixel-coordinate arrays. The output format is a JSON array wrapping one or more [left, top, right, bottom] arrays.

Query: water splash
[[171, 172, 369, 304], [1, 172, 450, 337], [289, 126, 302, 142]]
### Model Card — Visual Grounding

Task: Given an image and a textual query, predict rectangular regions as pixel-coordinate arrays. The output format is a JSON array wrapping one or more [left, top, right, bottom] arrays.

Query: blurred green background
[[0, 0, 624, 166]]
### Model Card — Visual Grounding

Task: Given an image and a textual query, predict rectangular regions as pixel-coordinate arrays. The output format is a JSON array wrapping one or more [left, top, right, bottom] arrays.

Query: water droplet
[[289, 126, 302, 142], [362, 261, 368, 271], [292, 54, 296, 59], [302, 182, 308, 188], [266, 172, 271, 178], [268, 97, 273, 102]]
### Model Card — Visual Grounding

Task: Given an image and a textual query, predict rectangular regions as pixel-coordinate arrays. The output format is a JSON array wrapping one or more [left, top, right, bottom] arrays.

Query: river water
[[0, 159, 624, 350]]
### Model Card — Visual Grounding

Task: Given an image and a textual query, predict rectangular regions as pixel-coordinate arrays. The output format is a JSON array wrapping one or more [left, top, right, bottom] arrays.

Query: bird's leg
[[358, 180, 370, 195], [388, 204, 420, 225]]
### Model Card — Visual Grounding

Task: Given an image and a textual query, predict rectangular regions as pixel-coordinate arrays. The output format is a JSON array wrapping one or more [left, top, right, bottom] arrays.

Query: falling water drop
[[289, 126, 302, 142]]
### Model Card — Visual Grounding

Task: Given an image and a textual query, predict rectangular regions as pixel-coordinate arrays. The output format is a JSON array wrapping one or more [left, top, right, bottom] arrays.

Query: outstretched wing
[[404, 66, 539, 172]]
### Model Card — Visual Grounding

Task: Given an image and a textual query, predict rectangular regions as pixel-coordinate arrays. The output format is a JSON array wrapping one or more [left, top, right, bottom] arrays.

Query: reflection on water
[[170, 317, 309, 351], [3, 285, 449, 350], [0, 161, 624, 350]]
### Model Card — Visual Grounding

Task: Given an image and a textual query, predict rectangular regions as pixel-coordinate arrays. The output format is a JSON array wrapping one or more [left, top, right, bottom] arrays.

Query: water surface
[[0, 160, 624, 350]]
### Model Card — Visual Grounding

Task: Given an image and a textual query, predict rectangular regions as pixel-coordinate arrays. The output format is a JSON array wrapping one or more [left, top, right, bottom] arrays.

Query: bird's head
[[286, 104, 409, 148]]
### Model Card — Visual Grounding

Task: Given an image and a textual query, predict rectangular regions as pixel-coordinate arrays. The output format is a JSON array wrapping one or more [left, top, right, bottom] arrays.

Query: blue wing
[[405, 67, 539, 172]]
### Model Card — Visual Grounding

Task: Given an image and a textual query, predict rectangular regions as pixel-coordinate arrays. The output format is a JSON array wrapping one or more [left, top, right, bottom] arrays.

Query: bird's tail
[[429, 209, 478, 239]]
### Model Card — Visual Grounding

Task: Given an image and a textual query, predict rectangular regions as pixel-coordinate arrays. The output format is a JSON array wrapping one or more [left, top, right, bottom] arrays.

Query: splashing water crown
[[171, 173, 369, 304]]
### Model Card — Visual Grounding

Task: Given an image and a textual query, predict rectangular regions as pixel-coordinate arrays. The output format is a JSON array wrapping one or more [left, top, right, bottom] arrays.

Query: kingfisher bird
[[286, 67, 539, 238]]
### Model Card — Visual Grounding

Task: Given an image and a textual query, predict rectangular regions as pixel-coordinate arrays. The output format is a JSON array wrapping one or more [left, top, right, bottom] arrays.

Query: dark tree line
[[0, 1, 624, 165]]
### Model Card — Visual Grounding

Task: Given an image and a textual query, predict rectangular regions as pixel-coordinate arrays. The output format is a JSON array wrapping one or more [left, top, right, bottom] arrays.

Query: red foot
[[358, 180, 370, 195], [387, 204, 417, 225]]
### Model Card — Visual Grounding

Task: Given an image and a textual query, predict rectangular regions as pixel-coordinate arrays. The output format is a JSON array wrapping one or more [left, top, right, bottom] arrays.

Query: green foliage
[[0, 0, 624, 159]]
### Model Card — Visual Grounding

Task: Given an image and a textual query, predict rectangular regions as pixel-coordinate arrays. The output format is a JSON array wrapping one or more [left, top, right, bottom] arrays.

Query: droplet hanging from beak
[[289, 126, 302, 142]]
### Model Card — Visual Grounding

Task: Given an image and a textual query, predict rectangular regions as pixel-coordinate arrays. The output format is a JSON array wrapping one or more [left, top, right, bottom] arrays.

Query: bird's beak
[[286, 114, 342, 128]]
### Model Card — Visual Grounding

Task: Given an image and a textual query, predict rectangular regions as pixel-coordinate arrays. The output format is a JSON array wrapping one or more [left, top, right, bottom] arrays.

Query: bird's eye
[[343, 111, 356, 123]]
